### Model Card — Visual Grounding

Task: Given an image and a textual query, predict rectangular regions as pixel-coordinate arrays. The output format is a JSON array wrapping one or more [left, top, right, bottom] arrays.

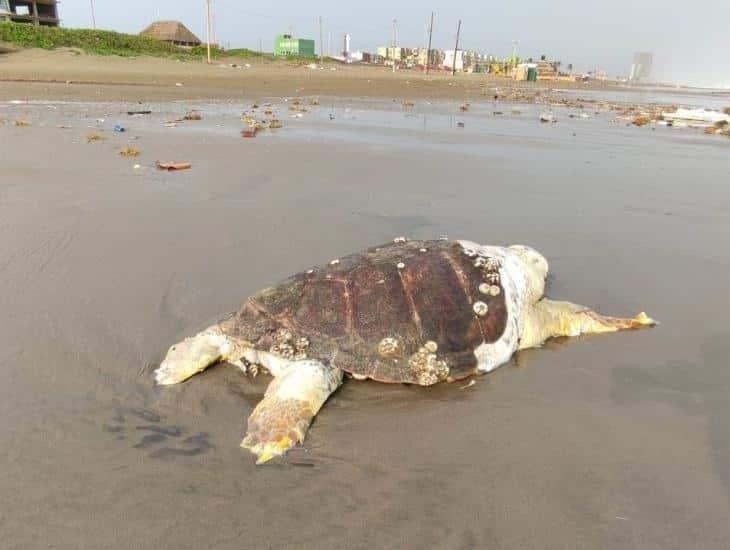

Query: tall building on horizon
[[629, 52, 653, 83]]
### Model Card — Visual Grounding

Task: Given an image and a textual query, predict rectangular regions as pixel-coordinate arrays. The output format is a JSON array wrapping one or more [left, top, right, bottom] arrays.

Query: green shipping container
[[274, 34, 316, 57], [527, 67, 538, 82]]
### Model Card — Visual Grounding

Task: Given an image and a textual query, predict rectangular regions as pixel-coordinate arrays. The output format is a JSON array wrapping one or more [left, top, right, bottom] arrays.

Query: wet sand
[[1, 96, 730, 549]]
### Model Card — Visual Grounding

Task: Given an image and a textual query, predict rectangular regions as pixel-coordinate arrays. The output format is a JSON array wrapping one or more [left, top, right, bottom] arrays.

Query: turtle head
[[509, 245, 549, 301]]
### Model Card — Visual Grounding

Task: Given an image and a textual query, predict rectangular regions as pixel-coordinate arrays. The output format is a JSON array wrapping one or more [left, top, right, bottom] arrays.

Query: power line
[[452, 19, 462, 76], [89, 0, 96, 29], [426, 12, 434, 74], [205, 0, 212, 63]]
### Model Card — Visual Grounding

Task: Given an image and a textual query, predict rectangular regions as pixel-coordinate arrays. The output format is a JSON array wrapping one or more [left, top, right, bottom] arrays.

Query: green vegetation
[[0, 22, 187, 57], [0, 22, 317, 61]]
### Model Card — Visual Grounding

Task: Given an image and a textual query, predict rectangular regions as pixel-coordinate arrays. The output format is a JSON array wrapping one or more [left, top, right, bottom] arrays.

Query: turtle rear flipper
[[241, 360, 342, 464], [520, 299, 656, 350]]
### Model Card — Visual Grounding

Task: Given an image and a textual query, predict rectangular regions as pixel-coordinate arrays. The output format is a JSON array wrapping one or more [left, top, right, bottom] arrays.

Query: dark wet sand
[[1, 98, 729, 549]]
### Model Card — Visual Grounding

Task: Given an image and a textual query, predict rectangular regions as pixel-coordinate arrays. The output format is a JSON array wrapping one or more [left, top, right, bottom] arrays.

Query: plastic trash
[[113, 124, 126, 132], [156, 161, 191, 171]]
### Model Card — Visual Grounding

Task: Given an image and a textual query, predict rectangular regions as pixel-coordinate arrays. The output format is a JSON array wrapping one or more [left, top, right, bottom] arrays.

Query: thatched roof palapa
[[140, 21, 201, 47]]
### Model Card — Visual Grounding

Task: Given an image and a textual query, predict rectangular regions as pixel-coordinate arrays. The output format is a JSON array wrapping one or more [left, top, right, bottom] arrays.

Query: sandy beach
[[1, 58, 730, 549], [4, 47, 718, 106]]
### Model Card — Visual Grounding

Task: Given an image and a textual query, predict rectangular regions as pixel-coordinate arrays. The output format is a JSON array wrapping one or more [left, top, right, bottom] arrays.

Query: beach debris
[[459, 380, 476, 390], [268, 119, 282, 129], [539, 113, 556, 123], [86, 131, 105, 142], [119, 146, 140, 157], [164, 122, 179, 128], [183, 110, 202, 121], [308, 97, 320, 106], [460, 103, 470, 112], [241, 128, 259, 138], [12, 119, 30, 127], [456, 121, 465, 128], [402, 100, 415, 108], [493, 111, 504, 115], [133, 164, 142, 170], [127, 110, 151, 116], [175, 82, 184, 87], [113, 123, 126, 132], [511, 109, 522, 116], [156, 161, 191, 171], [632, 115, 651, 126], [662, 108, 730, 125], [329, 113, 335, 120]]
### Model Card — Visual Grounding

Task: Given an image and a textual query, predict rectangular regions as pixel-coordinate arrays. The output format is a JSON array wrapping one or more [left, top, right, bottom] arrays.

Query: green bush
[[0, 22, 322, 61], [0, 22, 198, 57]]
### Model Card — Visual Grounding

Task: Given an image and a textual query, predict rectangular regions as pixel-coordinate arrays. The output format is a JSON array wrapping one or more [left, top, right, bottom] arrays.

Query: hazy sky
[[61, 1, 730, 86]]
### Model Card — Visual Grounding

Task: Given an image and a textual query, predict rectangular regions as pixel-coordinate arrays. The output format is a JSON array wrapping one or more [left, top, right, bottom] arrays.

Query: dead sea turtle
[[155, 239, 655, 463]]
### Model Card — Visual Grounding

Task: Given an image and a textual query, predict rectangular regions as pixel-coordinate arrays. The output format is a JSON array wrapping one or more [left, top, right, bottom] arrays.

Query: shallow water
[[1, 98, 729, 549]]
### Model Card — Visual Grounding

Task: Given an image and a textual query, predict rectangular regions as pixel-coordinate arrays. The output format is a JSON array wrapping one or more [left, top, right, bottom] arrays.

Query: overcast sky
[[61, 1, 730, 87]]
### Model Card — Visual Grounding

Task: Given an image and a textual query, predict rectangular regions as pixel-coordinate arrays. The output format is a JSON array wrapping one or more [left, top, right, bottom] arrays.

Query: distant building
[[629, 52, 653, 83], [443, 50, 464, 72], [0, 0, 59, 26], [376, 46, 413, 61], [343, 33, 351, 59], [140, 21, 201, 47], [413, 48, 443, 67], [274, 34, 316, 57]]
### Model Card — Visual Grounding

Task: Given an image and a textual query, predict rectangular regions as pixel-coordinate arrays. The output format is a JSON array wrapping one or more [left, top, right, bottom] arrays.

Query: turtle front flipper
[[520, 298, 656, 349], [241, 360, 343, 464], [155, 323, 239, 385]]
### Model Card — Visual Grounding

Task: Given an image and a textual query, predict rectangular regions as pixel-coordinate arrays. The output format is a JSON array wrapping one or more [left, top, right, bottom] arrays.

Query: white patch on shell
[[396, 262, 405, 269], [378, 337, 401, 357], [458, 240, 529, 374], [473, 301, 489, 316], [424, 340, 438, 353]]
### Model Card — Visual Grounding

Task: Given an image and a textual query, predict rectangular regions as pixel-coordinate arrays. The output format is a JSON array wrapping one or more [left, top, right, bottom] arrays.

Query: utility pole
[[205, 0, 212, 63], [89, 0, 96, 29], [452, 19, 461, 76], [319, 16, 324, 64], [212, 12, 217, 47], [391, 18, 397, 73], [426, 12, 434, 74]]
